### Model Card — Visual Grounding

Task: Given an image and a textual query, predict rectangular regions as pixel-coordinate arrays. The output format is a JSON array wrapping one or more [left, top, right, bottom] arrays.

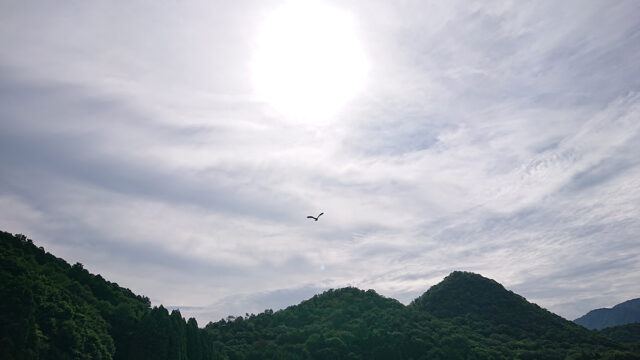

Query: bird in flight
[[307, 212, 324, 221]]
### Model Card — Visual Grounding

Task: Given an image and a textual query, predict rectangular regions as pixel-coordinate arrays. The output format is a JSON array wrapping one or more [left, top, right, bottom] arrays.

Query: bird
[[307, 212, 324, 221]]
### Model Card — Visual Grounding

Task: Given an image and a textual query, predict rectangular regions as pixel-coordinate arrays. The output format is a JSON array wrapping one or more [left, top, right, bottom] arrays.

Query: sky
[[1, 0, 639, 324]]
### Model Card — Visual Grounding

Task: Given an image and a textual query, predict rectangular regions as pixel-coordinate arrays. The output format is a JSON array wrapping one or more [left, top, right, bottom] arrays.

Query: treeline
[[2, 230, 640, 359], [0, 231, 220, 360], [203, 275, 640, 359], [205, 287, 414, 359], [599, 323, 640, 352]]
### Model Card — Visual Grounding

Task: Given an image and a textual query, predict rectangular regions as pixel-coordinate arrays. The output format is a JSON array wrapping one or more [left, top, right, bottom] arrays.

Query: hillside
[[2, 230, 639, 359], [204, 272, 636, 359], [599, 323, 640, 346], [0, 231, 219, 360], [406, 271, 626, 358], [411, 271, 604, 341], [205, 287, 417, 359], [575, 298, 640, 330]]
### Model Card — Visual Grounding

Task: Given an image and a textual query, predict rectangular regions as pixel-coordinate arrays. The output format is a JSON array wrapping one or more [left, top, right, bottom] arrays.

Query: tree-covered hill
[[0, 230, 219, 360], [204, 287, 422, 359], [2, 230, 640, 359], [204, 272, 639, 359], [409, 271, 627, 358], [599, 323, 640, 348], [575, 298, 640, 330]]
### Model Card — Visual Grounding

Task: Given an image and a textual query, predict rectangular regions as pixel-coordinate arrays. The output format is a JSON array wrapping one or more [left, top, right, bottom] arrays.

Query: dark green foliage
[[599, 323, 640, 353], [575, 299, 640, 330], [408, 271, 635, 358], [202, 272, 639, 359], [600, 323, 640, 343], [205, 287, 418, 360], [0, 231, 219, 360], [2, 231, 640, 359], [202, 271, 639, 359]]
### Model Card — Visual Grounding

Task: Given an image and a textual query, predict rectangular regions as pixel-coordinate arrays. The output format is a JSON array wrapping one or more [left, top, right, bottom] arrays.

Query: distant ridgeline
[[575, 298, 640, 330], [2, 230, 640, 359]]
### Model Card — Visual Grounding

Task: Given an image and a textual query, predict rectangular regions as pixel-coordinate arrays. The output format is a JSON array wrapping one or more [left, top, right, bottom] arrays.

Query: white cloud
[[1, 0, 639, 322]]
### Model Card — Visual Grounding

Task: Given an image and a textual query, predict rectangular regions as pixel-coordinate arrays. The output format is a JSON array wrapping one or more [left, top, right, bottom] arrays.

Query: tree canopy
[[1, 231, 639, 359]]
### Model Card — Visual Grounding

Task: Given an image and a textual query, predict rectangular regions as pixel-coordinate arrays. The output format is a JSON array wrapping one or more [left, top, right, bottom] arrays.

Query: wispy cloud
[[1, 0, 639, 322]]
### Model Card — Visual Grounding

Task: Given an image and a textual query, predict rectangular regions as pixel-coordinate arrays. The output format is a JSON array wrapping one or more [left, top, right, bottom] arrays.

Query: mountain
[[409, 271, 624, 358], [205, 287, 415, 359], [205, 271, 636, 359], [599, 323, 640, 344], [0, 230, 219, 360], [411, 271, 592, 337], [2, 230, 640, 359], [575, 298, 640, 330]]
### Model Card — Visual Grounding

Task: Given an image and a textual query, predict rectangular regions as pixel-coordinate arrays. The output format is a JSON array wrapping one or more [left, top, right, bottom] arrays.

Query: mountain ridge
[[575, 298, 640, 330], [2, 230, 639, 359], [0, 230, 218, 359]]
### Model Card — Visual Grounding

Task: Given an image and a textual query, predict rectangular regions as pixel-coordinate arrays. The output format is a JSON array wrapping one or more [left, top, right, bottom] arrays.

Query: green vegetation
[[2, 230, 639, 359], [205, 287, 416, 359], [599, 323, 640, 353], [409, 271, 634, 359], [204, 272, 638, 359], [0, 231, 219, 359], [600, 323, 640, 343]]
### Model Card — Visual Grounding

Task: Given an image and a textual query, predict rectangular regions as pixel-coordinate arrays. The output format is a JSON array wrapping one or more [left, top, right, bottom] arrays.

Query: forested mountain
[[2, 230, 640, 359], [203, 273, 639, 359], [0, 231, 219, 360], [599, 323, 640, 350], [205, 287, 417, 359], [409, 271, 627, 358], [575, 298, 640, 330]]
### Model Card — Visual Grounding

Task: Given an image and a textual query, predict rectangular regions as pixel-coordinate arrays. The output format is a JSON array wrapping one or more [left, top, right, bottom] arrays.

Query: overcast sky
[[1, 0, 639, 324]]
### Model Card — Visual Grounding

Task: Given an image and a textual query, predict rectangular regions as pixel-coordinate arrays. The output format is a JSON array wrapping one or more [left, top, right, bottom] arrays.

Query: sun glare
[[252, 0, 369, 123]]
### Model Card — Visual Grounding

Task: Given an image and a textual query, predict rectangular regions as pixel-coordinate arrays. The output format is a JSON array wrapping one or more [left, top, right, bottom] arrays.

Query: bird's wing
[[307, 216, 315, 219], [318, 212, 324, 217]]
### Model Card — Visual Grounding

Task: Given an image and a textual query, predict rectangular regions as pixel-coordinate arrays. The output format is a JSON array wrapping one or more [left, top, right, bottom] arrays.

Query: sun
[[252, 0, 369, 123]]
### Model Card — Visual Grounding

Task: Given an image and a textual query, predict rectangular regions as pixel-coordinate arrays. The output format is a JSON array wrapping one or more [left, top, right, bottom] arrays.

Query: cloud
[[168, 284, 328, 325], [1, 0, 639, 323]]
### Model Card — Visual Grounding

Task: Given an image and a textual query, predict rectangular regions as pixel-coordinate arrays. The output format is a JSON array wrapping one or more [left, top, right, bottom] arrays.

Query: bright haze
[[1, 0, 639, 324]]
